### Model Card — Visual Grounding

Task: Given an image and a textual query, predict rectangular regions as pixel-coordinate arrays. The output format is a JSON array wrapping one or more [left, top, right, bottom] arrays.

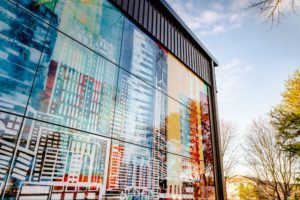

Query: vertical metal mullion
[[188, 41, 191, 69], [206, 60, 209, 82], [170, 25, 174, 52], [173, 28, 178, 56], [152, 7, 157, 37], [157, 12, 161, 40], [133, 0, 139, 21], [178, 33, 181, 60], [122, 0, 129, 11], [196, 50, 200, 75], [165, 18, 169, 48], [201, 56, 204, 79], [143, 0, 148, 29], [116, 0, 122, 6], [128, 0, 135, 16], [138, 0, 144, 24], [181, 34, 184, 61], [183, 37, 187, 65], [191, 44, 193, 71], [191, 45, 195, 71], [208, 60, 226, 200], [148, 2, 153, 33], [160, 15, 165, 44]]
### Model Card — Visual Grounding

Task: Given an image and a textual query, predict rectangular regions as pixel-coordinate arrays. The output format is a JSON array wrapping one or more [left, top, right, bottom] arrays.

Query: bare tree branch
[[249, 0, 297, 26], [220, 120, 238, 179], [244, 118, 299, 199]]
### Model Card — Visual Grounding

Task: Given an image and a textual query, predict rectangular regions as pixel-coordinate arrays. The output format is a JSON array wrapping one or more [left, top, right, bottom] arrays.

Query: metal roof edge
[[160, 0, 219, 66]]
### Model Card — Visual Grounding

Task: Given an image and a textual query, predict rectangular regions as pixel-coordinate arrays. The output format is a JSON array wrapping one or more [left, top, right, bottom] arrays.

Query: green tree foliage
[[238, 183, 259, 200], [270, 69, 300, 156], [35, 0, 57, 10]]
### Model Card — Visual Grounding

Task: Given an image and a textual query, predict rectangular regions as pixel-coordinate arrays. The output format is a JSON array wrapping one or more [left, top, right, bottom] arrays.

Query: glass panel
[[0, 1, 50, 115], [3, 117, 111, 199], [8, 0, 56, 23], [200, 87, 216, 198], [112, 68, 167, 151], [105, 140, 210, 200], [167, 98, 203, 158], [106, 139, 166, 199], [0, 111, 23, 196], [27, 28, 119, 137], [0, 0, 217, 198], [113, 68, 207, 159], [167, 53, 206, 114], [161, 154, 214, 199], [120, 18, 168, 93], [51, 0, 124, 64]]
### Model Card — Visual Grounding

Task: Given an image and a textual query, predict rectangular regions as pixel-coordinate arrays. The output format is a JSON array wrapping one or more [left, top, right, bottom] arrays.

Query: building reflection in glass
[[0, 0, 216, 199]]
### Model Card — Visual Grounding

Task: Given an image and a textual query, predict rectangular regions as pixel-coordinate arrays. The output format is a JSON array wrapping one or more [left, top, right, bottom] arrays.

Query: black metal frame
[[209, 60, 226, 199]]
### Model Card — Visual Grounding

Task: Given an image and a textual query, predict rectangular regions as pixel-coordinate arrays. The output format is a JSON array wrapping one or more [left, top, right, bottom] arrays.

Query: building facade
[[0, 0, 225, 199]]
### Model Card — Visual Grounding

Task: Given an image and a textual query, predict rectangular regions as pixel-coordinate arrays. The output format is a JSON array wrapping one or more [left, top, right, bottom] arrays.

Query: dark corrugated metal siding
[[109, 0, 214, 85]]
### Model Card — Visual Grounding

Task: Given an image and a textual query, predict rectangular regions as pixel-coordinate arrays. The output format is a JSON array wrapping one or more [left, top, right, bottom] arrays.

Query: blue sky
[[166, 0, 300, 131], [166, 0, 300, 174]]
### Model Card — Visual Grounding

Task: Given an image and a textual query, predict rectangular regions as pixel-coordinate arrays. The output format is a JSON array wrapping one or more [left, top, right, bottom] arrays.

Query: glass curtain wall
[[0, 0, 216, 199]]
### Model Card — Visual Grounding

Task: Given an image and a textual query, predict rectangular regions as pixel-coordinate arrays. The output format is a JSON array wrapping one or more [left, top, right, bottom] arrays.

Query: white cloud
[[229, 0, 249, 12], [166, 0, 251, 36], [185, 1, 195, 11], [229, 13, 240, 23], [212, 25, 226, 33], [201, 10, 222, 24], [211, 2, 224, 11], [216, 58, 253, 102]]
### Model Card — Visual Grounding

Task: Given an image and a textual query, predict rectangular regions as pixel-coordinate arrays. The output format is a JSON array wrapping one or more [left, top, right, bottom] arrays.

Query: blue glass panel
[[112, 68, 167, 151], [27, 28, 119, 137], [51, 0, 124, 64], [0, 1, 50, 115], [3, 117, 111, 199], [120, 18, 168, 93], [7, 0, 56, 24]]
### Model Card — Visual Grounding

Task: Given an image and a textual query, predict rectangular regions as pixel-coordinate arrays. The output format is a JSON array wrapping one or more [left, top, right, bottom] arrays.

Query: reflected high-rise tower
[[1, 0, 120, 199], [0, 1, 56, 114], [106, 19, 168, 199], [0, 0, 222, 199], [30, 0, 119, 136], [0, 1, 58, 196]]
